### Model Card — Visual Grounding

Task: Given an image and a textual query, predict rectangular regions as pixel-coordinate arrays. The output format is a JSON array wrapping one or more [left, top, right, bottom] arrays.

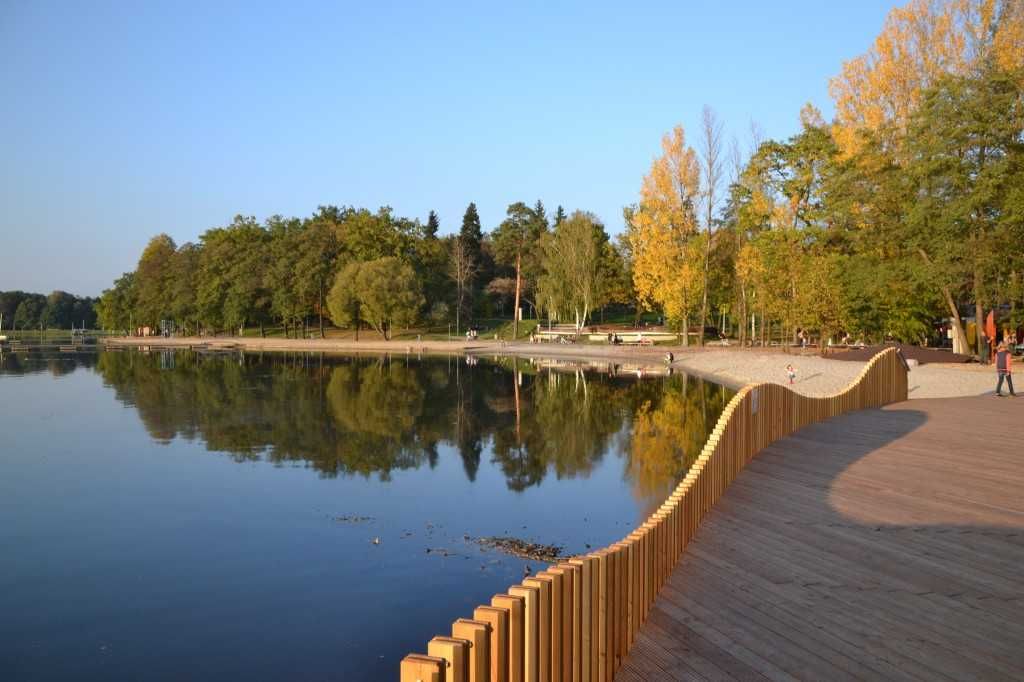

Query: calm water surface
[[0, 347, 732, 681]]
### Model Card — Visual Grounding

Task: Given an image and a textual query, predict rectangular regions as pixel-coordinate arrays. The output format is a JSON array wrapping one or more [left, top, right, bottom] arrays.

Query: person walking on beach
[[995, 341, 1015, 397]]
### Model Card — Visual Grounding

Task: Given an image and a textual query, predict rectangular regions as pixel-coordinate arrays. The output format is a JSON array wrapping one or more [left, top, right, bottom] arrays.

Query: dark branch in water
[[475, 536, 565, 562], [334, 515, 374, 523]]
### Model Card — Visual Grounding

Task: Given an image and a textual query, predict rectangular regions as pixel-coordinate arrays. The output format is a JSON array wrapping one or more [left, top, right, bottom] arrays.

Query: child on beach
[[786, 363, 797, 385], [995, 341, 1015, 397]]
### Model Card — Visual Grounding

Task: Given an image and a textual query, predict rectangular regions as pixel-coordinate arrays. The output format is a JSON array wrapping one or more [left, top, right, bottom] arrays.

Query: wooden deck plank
[[617, 396, 1024, 681], [673, 547, 951, 682]]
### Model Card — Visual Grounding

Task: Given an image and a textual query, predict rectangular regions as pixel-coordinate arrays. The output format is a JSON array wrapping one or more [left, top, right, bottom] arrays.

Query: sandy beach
[[104, 336, 1003, 400]]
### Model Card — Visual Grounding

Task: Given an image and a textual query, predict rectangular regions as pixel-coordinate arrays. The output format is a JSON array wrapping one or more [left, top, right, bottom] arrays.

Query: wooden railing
[[400, 348, 908, 682]]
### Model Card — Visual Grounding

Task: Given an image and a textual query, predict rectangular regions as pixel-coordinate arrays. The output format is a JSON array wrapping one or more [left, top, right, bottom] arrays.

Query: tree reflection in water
[[81, 350, 733, 499]]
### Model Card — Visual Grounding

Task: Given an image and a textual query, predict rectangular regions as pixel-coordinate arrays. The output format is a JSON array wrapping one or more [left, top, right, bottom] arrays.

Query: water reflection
[[2, 348, 733, 501], [0, 347, 99, 375], [83, 350, 730, 497]]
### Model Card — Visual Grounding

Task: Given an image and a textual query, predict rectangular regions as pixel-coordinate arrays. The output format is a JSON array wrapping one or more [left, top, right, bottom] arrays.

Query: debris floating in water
[[334, 515, 374, 523], [474, 536, 565, 562]]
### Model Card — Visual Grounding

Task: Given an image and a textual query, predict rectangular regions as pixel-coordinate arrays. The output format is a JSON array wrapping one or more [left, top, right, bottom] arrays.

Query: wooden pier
[[618, 395, 1024, 681]]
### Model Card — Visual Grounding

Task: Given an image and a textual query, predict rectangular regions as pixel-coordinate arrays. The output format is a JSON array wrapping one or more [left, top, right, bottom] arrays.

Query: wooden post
[[595, 550, 613, 682], [557, 562, 582, 682], [547, 565, 574, 682], [523, 576, 552, 682], [492, 593, 526, 682], [452, 618, 490, 682], [474, 605, 509, 682], [611, 541, 631, 661], [400, 654, 445, 682], [569, 555, 596, 681], [622, 532, 638, 638], [428, 636, 469, 682], [509, 583, 540, 682]]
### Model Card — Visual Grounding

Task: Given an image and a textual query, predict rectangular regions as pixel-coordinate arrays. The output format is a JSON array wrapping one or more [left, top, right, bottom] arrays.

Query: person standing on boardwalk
[[995, 341, 1015, 397]]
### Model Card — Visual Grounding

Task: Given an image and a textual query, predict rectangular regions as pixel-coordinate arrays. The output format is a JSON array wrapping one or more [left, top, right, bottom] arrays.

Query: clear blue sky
[[1, 1, 898, 296]]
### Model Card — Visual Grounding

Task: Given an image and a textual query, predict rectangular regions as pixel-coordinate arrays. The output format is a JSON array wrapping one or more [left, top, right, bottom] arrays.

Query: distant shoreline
[[102, 335, 746, 389], [102, 336, 995, 399]]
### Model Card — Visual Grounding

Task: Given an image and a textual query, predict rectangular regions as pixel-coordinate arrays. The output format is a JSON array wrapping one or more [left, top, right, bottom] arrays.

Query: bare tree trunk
[[760, 306, 767, 347], [1011, 271, 1018, 327], [917, 247, 967, 355], [698, 106, 724, 349], [944, 289, 968, 354], [739, 284, 748, 347], [699, 238, 710, 347], [513, 252, 522, 339], [450, 236, 477, 338], [319, 279, 325, 339]]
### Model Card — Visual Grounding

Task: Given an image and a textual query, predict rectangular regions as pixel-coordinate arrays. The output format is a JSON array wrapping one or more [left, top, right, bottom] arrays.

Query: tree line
[[624, 0, 1023, 359], [0, 290, 98, 332], [97, 0, 1022, 359], [97, 202, 632, 340]]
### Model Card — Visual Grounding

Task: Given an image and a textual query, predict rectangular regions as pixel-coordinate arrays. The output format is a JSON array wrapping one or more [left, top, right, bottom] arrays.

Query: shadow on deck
[[618, 396, 1024, 681]]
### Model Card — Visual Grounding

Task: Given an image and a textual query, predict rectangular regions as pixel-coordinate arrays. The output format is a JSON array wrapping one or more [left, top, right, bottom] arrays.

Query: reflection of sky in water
[[0, 349, 731, 681]]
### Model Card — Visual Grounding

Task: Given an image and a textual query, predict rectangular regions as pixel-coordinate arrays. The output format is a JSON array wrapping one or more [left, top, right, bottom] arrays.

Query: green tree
[[295, 216, 341, 338], [134, 234, 177, 328], [168, 243, 200, 334], [334, 206, 417, 264], [537, 211, 608, 330], [0, 291, 29, 329], [553, 205, 567, 227], [411, 226, 450, 323], [14, 295, 46, 330], [327, 257, 424, 340], [265, 216, 307, 337], [326, 261, 365, 340], [903, 68, 1024, 360], [459, 202, 483, 263], [458, 202, 485, 313], [96, 273, 136, 334], [492, 201, 545, 336], [42, 291, 76, 329], [196, 216, 271, 335], [425, 210, 440, 239]]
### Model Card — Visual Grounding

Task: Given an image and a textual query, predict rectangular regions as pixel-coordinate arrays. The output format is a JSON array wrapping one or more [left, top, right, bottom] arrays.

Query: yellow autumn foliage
[[628, 125, 705, 327], [830, 0, 1023, 157]]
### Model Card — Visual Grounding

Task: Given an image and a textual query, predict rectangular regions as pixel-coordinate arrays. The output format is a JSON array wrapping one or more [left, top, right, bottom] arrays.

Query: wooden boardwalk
[[618, 396, 1024, 682]]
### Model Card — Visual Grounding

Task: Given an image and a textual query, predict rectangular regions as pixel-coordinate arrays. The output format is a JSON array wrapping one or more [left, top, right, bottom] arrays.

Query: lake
[[0, 346, 732, 681]]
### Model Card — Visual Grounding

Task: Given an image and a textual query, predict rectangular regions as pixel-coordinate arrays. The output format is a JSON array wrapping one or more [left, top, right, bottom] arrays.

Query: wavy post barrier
[[400, 347, 909, 682]]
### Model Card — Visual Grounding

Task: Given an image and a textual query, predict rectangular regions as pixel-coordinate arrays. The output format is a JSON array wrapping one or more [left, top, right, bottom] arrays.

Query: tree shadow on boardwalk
[[619, 396, 1024, 682]]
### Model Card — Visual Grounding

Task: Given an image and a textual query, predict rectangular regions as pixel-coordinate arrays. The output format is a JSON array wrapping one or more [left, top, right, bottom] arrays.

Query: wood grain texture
[[619, 395, 1024, 680]]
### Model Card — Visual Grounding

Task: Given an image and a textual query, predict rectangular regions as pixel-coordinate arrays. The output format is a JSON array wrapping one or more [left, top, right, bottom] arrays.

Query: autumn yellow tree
[[830, 0, 1023, 157], [627, 125, 704, 344]]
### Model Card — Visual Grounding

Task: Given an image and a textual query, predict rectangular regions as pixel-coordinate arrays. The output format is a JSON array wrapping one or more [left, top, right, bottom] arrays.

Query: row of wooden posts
[[401, 348, 909, 682]]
